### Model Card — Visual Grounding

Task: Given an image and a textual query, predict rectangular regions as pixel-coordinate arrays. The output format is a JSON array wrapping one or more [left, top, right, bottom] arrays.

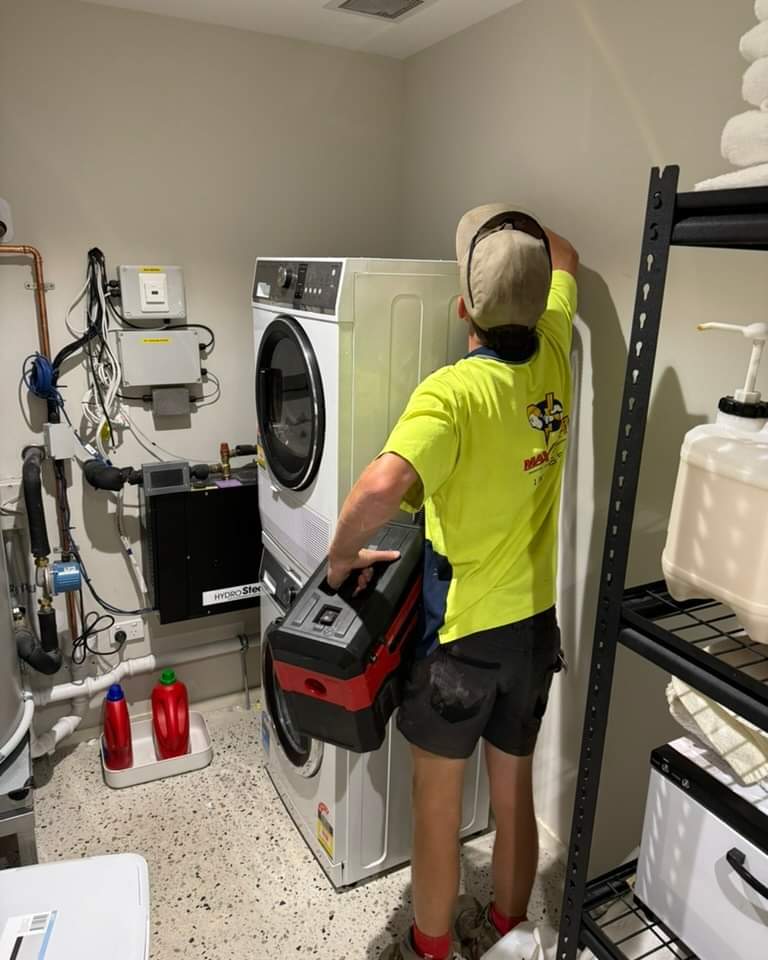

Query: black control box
[[140, 467, 262, 624]]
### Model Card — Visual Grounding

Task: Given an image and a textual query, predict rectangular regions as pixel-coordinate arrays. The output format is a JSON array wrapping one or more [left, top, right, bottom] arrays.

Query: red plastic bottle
[[151, 669, 190, 759], [103, 684, 133, 770]]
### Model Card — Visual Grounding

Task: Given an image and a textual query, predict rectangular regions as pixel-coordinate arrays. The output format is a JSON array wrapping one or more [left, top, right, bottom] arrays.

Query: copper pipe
[[0, 244, 51, 358], [1, 243, 78, 644]]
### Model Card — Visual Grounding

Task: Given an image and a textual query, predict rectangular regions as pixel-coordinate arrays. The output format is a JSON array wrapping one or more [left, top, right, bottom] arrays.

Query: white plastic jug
[[662, 322, 768, 645]]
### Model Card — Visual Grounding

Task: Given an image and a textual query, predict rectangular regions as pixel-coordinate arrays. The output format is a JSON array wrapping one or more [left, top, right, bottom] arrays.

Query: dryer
[[259, 532, 490, 888], [252, 258, 465, 573]]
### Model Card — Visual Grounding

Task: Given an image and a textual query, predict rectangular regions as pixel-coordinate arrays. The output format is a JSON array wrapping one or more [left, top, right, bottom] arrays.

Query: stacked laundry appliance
[[252, 257, 490, 887]]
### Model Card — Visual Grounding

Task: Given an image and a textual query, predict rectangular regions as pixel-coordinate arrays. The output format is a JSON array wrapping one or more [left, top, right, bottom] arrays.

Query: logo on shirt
[[527, 392, 566, 444], [524, 392, 569, 473], [524, 450, 550, 472]]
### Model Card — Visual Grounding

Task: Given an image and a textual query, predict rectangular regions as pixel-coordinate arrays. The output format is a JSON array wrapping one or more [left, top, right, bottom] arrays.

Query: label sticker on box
[[0, 911, 58, 960]]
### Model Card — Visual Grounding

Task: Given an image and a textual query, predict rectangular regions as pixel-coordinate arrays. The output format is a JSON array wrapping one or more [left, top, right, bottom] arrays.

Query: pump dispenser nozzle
[[698, 321, 767, 406]]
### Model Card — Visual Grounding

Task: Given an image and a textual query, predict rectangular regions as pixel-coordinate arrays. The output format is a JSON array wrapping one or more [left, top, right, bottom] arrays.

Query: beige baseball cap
[[456, 203, 552, 330]]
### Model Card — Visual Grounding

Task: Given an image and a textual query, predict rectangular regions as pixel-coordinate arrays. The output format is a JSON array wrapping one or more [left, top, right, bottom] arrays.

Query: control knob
[[276, 265, 293, 289]]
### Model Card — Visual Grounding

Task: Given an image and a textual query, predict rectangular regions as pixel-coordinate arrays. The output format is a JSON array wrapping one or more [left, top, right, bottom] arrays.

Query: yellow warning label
[[317, 802, 334, 859], [139, 267, 163, 273], [142, 338, 170, 344]]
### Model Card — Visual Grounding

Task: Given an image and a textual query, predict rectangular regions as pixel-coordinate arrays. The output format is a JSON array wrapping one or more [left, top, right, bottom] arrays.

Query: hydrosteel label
[[202, 582, 260, 606]]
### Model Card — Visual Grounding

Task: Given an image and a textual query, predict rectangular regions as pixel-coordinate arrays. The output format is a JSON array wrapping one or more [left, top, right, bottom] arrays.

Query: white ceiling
[[84, 0, 524, 59]]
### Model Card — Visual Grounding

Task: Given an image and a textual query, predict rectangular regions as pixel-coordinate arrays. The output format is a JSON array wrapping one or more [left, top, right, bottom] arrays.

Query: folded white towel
[[667, 676, 768, 785], [743, 56, 768, 108], [741, 20, 768, 61], [721, 109, 768, 166], [696, 162, 768, 190], [757, 0, 768, 21]]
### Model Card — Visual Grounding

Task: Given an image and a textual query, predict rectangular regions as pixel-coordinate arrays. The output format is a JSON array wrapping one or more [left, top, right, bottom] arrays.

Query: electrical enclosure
[[140, 468, 262, 624], [114, 329, 202, 387], [117, 264, 186, 320]]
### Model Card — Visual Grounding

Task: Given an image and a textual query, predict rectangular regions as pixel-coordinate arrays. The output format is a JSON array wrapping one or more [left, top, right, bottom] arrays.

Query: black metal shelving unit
[[555, 166, 768, 960]]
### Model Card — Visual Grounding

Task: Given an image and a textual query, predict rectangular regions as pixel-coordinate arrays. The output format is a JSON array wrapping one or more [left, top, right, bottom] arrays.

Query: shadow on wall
[[542, 263, 707, 871], [630, 365, 708, 584], [592, 365, 707, 872], [540, 264, 626, 855]]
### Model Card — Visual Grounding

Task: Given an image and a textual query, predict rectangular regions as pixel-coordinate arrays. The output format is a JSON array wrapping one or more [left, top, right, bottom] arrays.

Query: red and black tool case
[[267, 521, 423, 753]]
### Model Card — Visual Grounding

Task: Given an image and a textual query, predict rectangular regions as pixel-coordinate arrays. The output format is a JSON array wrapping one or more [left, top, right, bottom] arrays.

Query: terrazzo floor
[[31, 705, 565, 959]]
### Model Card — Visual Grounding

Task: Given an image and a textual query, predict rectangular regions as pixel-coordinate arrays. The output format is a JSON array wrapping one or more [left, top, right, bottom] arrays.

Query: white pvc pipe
[[33, 636, 243, 706], [31, 712, 86, 758], [0, 694, 35, 764]]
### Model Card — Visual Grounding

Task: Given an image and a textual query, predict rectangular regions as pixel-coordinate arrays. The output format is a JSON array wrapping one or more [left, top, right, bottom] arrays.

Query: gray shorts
[[397, 608, 562, 759]]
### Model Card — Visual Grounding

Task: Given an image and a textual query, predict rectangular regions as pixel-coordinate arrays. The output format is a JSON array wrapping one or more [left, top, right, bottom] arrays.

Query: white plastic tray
[[101, 711, 212, 789]]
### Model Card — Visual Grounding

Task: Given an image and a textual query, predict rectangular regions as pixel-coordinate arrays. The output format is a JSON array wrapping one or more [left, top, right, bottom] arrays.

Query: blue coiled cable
[[22, 353, 62, 407]]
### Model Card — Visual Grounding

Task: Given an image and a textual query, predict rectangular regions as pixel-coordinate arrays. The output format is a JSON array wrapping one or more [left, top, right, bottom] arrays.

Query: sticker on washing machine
[[255, 439, 266, 469], [317, 802, 334, 859], [261, 714, 270, 756], [0, 911, 58, 960], [202, 582, 260, 606]]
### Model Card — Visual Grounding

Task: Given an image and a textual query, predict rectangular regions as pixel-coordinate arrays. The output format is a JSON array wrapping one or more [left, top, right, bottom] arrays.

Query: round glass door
[[262, 635, 323, 778], [256, 316, 325, 491]]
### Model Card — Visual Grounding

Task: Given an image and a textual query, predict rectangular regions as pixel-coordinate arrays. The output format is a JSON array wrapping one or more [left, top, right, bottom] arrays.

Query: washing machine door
[[260, 544, 324, 778], [256, 315, 325, 492]]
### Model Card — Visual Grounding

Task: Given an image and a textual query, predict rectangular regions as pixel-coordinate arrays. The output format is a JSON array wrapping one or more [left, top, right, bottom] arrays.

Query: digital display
[[151, 468, 184, 489]]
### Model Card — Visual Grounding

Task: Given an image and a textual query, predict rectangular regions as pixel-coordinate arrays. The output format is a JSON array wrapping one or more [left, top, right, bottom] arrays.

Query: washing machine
[[258, 532, 490, 888], [252, 257, 465, 573]]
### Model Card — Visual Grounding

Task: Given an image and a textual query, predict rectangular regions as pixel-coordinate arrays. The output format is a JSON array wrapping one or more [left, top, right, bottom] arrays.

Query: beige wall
[[401, 0, 768, 869], [0, 0, 403, 727]]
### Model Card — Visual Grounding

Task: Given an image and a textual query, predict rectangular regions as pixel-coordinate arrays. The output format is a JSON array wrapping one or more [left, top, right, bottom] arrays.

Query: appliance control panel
[[252, 260, 342, 315]]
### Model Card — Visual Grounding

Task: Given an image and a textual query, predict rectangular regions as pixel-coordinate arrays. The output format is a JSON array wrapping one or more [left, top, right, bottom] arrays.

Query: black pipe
[[22, 446, 50, 558], [15, 619, 62, 676], [38, 607, 58, 652], [233, 444, 258, 457], [83, 459, 140, 492]]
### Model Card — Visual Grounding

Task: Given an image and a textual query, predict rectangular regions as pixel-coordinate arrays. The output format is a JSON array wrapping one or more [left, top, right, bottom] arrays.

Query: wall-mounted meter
[[117, 264, 186, 321]]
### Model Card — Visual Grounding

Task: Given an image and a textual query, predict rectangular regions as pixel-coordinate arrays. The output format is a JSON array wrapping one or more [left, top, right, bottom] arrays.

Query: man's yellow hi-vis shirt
[[382, 270, 577, 650]]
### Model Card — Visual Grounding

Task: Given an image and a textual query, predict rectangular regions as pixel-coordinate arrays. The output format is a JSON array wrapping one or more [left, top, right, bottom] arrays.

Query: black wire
[[53, 460, 152, 617], [71, 590, 119, 665], [72, 542, 152, 616], [116, 391, 152, 402], [107, 298, 215, 351], [87, 252, 115, 444]]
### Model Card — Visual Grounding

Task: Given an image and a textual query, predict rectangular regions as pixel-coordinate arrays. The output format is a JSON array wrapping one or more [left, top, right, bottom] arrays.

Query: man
[[327, 204, 578, 960]]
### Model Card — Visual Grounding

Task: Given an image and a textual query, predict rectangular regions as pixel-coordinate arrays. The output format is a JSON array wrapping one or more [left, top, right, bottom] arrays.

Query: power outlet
[[111, 617, 145, 646]]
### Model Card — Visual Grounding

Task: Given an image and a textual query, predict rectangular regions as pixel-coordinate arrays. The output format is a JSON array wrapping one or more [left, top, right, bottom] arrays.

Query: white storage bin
[[636, 737, 768, 960], [0, 854, 149, 960]]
